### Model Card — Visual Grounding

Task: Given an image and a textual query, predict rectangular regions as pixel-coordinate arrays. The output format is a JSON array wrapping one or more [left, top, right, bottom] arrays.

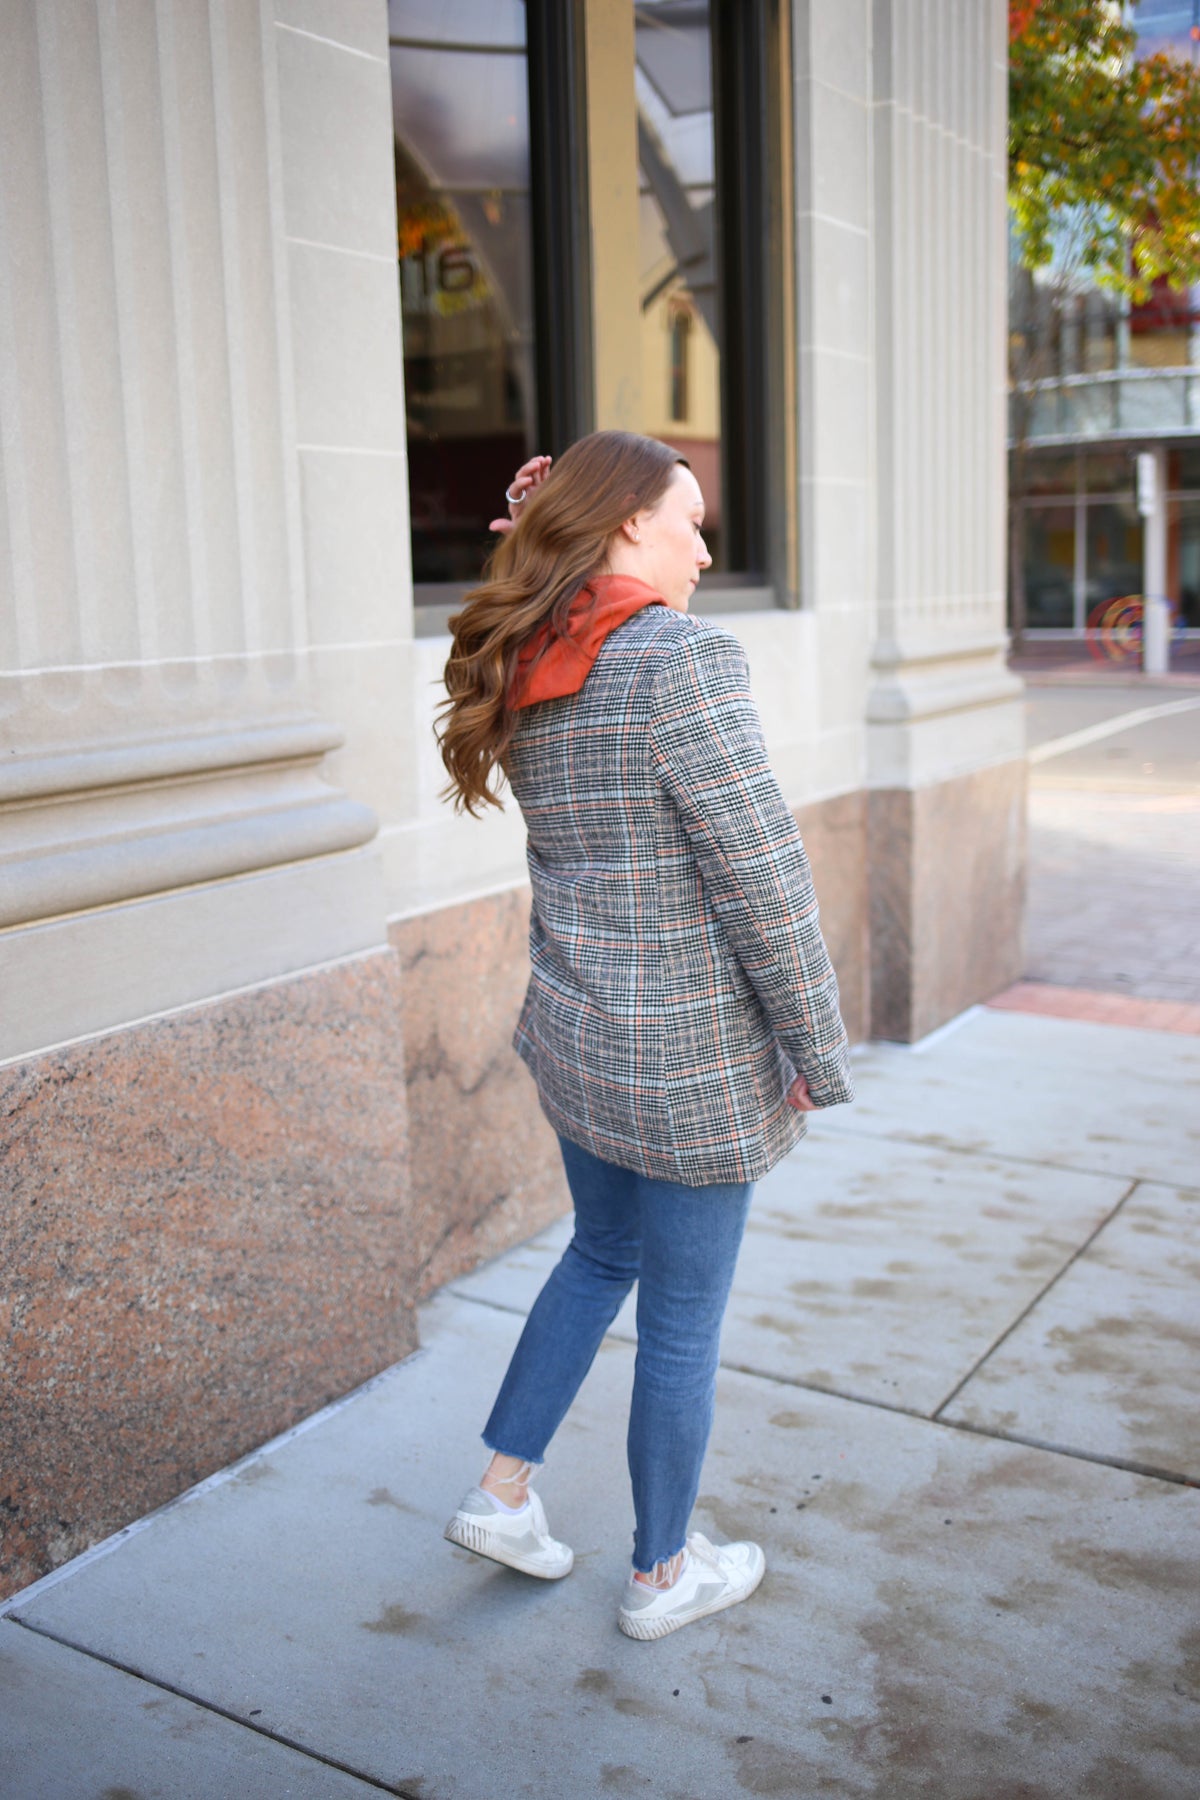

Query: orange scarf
[[511, 574, 664, 708]]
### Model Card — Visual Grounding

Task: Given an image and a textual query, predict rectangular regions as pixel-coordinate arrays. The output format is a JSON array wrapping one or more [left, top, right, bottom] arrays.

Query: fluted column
[[0, 0, 385, 1063], [865, 0, 1025, 1038], [870, 0, 1018, 771]]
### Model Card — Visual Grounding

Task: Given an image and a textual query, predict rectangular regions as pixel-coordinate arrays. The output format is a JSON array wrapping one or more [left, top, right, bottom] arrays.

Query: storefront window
[[1024, 505, 1076, 628], [668, 306, 691, 423], [1128, 278, 1194, 371], [1085, 501, 1144, 620], [392, 0, 786, 603], [1082, 449, 1134, 495], [1173, 446, 1200, 489], [1168, 498, 1200, 625], [1020, 452, 1076, 496], [1080, 288, 1121, 373], [390, 2, 537, 586]]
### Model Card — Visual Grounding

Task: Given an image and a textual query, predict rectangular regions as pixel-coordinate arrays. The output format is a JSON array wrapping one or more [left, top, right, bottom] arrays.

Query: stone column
[[0, 0, 387, 1063], [867, 0, 1025, 1040]]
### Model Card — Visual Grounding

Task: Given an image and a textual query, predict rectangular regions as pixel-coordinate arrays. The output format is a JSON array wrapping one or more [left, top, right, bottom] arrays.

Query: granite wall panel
[[870, 759, 1027, 1043], [0, 950, 414, 1600], [391, 892, 567, 1299], [795, 789, 870, 1046]]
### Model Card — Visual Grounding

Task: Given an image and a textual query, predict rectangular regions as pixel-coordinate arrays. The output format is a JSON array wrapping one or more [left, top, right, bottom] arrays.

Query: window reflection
[[1129, 279, 1195, 370], [1024, 505, 1076, 628], [390, 2, 536, 584], [1169, 498, 1200, 625], [1016, 448, 1200, 630], [1086, 502, 1144, 617], [668, 306, 691, 423], [1081, 450, 1133, 494], [635, 1, 724, 567]]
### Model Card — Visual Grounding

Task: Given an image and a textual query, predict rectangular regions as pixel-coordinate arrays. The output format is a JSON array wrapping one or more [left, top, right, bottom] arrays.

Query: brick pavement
[[1000, 655, 1200, 1029], [1022, 784, 1200, 1007], [988, 980, 1200, 1035]]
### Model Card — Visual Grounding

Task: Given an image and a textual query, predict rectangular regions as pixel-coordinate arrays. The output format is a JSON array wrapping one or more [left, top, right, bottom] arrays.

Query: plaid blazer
[[506, 606, 854, 1186]]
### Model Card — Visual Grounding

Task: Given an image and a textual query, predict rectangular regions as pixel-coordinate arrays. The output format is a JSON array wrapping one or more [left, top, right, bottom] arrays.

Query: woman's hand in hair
[[786, 1074, 819, 1112], [489, 454, 553, 533]]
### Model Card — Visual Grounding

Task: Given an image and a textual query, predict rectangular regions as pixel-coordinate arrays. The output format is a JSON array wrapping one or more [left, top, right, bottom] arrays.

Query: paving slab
[[945, 1179, 1200, 1481], [10, 1293, 1200, 1800], [0, 1616, 384, 1799], [821, 1010, 1200, 1187], [452, 1130, 1131, 1417]]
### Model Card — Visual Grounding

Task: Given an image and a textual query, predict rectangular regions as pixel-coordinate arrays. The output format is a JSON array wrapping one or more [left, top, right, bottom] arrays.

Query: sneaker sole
[[617, 1555, 766, 1641], [443, 1514, 574, 1581]]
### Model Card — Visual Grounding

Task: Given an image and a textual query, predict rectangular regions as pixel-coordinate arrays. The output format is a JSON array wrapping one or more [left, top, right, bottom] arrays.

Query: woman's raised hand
[[489, 454, 552, 533]]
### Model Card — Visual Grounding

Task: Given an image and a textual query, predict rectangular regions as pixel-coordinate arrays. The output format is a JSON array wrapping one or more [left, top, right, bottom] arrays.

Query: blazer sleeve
[[647, 624, 854, 1108]]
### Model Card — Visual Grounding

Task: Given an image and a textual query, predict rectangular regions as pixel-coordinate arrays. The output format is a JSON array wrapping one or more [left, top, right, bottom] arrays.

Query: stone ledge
[[0, 718, 344, 803], [0, 848, 389, 1064], [0, 719, 378, 928]]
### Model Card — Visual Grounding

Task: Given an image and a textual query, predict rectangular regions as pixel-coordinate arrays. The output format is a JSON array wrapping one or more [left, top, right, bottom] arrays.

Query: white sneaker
[[617, 1532, 765, 1640], [444, 1486, 574, 1580]]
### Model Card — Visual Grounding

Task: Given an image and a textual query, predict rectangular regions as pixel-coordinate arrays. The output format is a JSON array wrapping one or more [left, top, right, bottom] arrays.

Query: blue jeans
[[483, 1135, 754, 1572]]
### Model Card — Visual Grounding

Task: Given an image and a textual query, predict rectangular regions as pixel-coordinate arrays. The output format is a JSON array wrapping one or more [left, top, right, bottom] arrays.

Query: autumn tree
[[1007, 0, 1200, 638]]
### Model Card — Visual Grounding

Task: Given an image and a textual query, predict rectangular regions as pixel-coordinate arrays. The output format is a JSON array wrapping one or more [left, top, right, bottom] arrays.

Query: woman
[[437, 431, 853, 1642]]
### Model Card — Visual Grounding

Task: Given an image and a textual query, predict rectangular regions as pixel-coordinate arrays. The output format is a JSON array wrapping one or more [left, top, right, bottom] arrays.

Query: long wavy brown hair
[[437, 430, 687, 815]]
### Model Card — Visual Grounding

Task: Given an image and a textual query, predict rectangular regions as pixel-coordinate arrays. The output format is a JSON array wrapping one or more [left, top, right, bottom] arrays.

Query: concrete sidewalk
[[2, 1006, 1198, 1799]]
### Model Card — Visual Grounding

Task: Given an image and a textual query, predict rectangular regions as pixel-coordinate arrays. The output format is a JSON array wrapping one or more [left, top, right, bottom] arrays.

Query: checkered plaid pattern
[[506, 607, 854, 1185]]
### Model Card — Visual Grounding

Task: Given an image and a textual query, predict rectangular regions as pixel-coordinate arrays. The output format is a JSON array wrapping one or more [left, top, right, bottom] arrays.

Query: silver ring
[[505, 484, 529, 505]]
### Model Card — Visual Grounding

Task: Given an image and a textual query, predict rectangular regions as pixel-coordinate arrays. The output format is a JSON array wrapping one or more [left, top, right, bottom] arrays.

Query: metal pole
[[1139, 447, 1170, 674]]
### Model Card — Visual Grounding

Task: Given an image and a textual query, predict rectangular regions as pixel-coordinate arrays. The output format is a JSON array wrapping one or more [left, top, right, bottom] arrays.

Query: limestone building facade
[[0, 0, 1022, 1597]]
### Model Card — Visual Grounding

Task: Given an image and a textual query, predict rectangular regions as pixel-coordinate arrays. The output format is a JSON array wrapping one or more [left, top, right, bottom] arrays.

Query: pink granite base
[[0, 950, 414, 1600], [795, 790, 870, 1046], [391, 892, 567, 1299], [869, 760, 1027, 1042]]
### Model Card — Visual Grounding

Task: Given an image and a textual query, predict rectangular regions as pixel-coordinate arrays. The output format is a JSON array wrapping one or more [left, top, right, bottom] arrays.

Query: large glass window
[[1170, 499, 1200, 625], [1024, 505, 1077, 628], [1082, 449, 1133, 494], [635, 1, 724, 565], [1129, 278, 1194, 371], [1085, 501, 1144, 619], [1015, 447, 1200, 632], [390, 3, 537, 586], [1022, 451, 1076, 496], [392, 0, 787, 605]]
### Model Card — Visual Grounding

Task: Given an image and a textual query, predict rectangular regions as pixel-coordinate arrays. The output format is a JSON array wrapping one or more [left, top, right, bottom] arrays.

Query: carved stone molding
[[867, 634, 1023, 729], [0, 718, 377, 929]]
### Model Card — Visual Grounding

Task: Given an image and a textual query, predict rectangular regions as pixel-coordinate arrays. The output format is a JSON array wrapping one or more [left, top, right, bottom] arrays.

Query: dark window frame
[[669, 306, 691, 423], [411, 0, 798, 624], [527, 0, 594, 455], [706, 0, 798, 608]]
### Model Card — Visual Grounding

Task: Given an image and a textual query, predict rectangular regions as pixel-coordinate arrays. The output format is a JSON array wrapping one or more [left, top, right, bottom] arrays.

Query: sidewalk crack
[[5, 1617, 418, 1798], [712, 1352, 1198, 1488], [927, 1177, 1140, 1421]]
